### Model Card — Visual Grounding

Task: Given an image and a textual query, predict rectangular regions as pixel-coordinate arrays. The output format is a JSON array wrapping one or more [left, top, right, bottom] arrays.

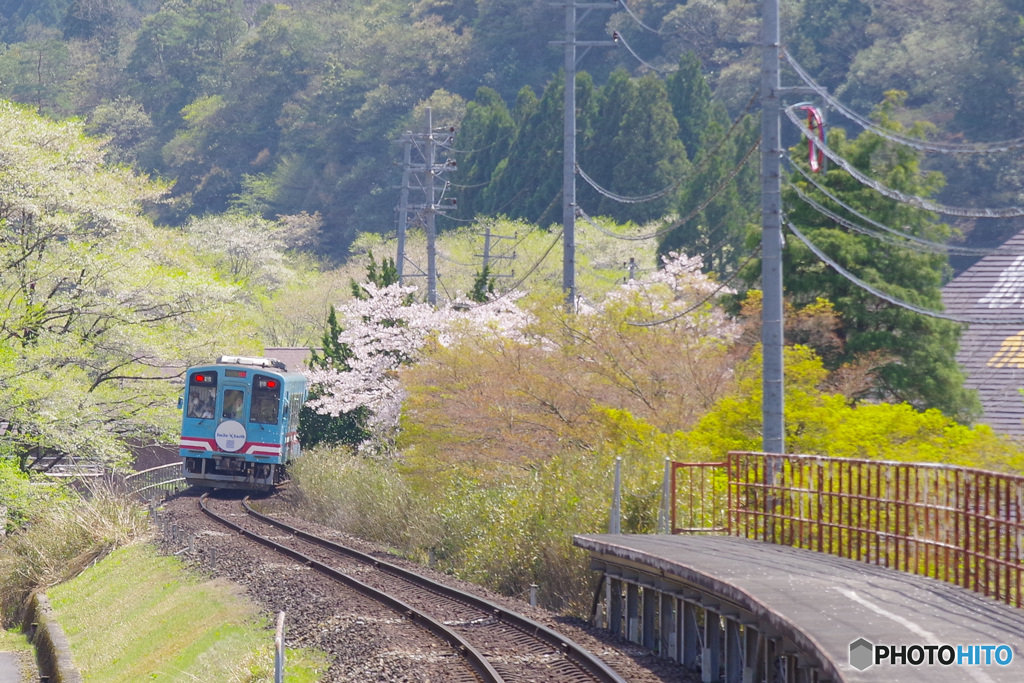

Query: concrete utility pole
[[393, 108, 457, 303], [761, 0, 785, 457], [425, 108, 438, 305], [476, 225, 517, 279], [396, 134, 412, 284], [552, 0, 616, 310]]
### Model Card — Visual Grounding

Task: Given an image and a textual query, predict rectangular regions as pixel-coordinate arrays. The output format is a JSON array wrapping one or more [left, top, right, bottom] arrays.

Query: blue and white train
[[179, 356, 308, 490]]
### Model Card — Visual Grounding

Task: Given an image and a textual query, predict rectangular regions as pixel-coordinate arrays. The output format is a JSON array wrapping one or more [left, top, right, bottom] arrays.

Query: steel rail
[[241, 499, 630, 683], [198, 494, 503, 683]]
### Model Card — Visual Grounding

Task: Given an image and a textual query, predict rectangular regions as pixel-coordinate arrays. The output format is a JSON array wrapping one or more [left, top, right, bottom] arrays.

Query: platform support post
[[743, 626, 761, 683], [679, 600, 700, 670], [764, 638, 778, 683], [659, 593, 676, 659], [725, 619, 743, 683], [626, 582, 640, 643], [608, 577, 623, 636], [702, 609, 721, 683], [642, 587, 657, 649]]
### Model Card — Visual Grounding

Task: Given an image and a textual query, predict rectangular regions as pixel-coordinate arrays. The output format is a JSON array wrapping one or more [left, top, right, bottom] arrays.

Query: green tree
[[299, 306, 371, 449], [0, 0, 69, 41], [685, 345, 1019, 472], [577, 68, 634, 215], [659, 113, 759, 277], [781, 92, 979, 420], [0, 35, 73, 116], [786, 0, 873, 91], [596, 73, 688, 223], [351, 250, 400, 300], [666, 51, 723, 160], [484, 76, 566, 223], [659, 53, 759, 276], [125, 0, 244, 135], [453, 87, 514, 220], [0, 100, 246, 467], [469, 265, 495, 302]]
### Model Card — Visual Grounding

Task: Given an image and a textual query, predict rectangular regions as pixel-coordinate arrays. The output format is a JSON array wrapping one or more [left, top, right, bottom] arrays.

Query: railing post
[[658, 458, 671, 534], [274, 611, 285, 683], [671, 461, 678, 534], [609, 457, 622, 535]]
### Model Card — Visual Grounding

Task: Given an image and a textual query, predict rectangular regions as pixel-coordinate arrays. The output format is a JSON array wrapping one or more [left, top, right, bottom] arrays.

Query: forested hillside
[[4, 0, 1024, 425], [2, 0, 1023, 261]]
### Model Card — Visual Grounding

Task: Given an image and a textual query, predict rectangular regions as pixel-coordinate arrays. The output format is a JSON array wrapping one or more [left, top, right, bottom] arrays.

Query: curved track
[[199, 493, 628, 683]]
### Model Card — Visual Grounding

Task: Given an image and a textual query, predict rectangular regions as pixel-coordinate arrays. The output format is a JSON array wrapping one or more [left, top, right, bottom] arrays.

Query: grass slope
[[46, 543, 327, 682]]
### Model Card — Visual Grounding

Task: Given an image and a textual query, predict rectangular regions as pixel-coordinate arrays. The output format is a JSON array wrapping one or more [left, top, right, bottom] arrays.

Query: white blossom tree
[[307, 252, 736, 457], [303, 282, 535, 452], [0, 100, 245, 467]]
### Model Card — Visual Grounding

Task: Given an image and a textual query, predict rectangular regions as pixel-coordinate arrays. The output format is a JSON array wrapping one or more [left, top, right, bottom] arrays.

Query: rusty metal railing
[[671, 452, 1024, 608], [669, 460, 729, 534]]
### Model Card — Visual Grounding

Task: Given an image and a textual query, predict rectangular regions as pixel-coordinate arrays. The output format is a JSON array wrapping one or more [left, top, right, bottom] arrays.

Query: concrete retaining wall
[[21, 593, 81, 683]]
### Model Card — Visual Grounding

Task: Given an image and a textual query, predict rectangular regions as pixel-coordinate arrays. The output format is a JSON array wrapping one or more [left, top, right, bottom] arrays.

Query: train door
[[215, 376, 249, 454]]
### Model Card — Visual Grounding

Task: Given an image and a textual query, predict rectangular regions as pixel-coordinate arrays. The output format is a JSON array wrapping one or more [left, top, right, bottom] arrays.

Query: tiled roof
[[943, 233, 1024, 436]]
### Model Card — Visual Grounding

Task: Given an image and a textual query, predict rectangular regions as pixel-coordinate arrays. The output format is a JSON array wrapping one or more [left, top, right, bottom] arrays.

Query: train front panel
[[179, 359, 307, 490]]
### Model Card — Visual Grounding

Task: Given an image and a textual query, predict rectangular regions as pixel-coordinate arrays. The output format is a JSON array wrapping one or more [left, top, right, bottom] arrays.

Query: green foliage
[[786, 0, 873, 91], [0, 0, 1021, 264], [290, 446, 436, 552], [666, 51, 723, 160], [483, 74, 569, 224], [658, 53, 759, 277], [469, 265, 495, 302], [0, 458, 41, 532], [430, 458, 605, 613], [0, 101, 258, 465], [683, 345, 1022, 471], [452, 87, 514, 220], [0, 483, 148, 620], [299, 306, 371, 449], [596, 74, 688, 223], [782, 93, 979, 420], [350, 216, 659, 303], [350, 250, 399, 300]]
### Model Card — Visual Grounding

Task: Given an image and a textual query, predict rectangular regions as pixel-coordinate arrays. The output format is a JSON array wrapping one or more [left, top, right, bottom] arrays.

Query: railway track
[[199, 493, 629, 683]]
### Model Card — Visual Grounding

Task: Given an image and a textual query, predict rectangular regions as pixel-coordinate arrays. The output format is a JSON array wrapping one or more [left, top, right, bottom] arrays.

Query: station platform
[[574, 533, 1024, 682]]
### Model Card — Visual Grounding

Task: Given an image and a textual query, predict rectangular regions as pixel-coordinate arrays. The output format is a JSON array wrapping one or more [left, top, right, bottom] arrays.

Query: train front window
[[250, 374, 281, 425], [222, 389, 245, 420], [186, 372, 218, 419]]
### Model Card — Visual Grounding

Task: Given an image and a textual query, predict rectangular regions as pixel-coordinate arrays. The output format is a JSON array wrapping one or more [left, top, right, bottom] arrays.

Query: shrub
[[289, 446, 440, 556], [0, 482, 149, 622]]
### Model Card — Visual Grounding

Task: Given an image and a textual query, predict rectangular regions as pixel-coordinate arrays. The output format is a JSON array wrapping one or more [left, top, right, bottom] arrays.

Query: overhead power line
[[577, 92, 759, 205], [615, 31, 675, 73], [464, 229, 564, 309], [576, 135, 761, 241], [614, 0, 663, 34], [786, 221, 1024, 325], [625, 247, 759, 327], [784, 104, 1024, 218], [784, 157, 1020, 256], [782, 47, 1024, 154]]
